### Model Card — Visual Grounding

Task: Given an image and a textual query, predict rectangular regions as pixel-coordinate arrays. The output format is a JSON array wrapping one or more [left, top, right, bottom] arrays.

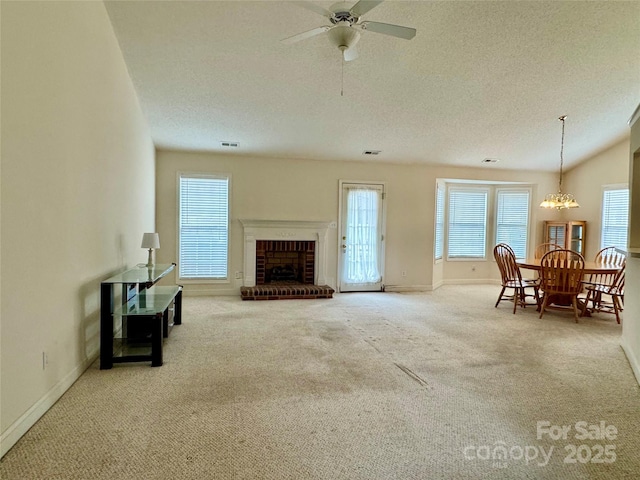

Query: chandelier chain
[[558, 115, 566, 192], [539, 114, 579, 209]]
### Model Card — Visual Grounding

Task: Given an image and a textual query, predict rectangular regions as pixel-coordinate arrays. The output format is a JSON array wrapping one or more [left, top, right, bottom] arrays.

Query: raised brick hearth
[[240, 284, 334, 300]]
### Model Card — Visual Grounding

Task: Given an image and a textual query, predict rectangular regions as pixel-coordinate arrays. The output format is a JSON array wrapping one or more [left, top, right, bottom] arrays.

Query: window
[[434, 182, 445, 260], [178, 174, 229, 280], [601, 187, 629, 250], [447, 187, 488, 258], [495, 189, 530, 258], [440, 184, 532, 260]]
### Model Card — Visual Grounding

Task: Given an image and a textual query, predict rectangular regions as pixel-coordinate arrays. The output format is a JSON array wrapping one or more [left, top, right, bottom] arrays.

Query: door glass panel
[[340, 183, 384, 292]]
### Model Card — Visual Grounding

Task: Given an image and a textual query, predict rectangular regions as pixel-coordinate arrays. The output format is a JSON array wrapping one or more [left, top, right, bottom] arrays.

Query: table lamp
[[141, 233, 160, 267]]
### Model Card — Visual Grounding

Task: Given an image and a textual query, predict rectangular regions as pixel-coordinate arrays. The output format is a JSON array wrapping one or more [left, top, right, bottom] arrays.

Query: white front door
[[339, 182, 385, 292]]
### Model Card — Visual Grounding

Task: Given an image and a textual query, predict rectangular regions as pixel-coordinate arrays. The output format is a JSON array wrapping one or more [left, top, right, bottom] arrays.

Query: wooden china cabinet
[[543, 220, 587, 256]]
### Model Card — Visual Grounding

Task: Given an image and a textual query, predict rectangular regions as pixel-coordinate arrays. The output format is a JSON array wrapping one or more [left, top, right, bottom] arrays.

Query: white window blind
[[179, 174, 229, 279], [601, 188, 629, 250], [495, 189, 530, 259], [434, 183, 445, 260], [447, 188, 488, 258]]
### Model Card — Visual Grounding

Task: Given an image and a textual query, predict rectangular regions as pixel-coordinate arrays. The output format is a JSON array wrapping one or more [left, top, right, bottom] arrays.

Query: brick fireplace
[[239, 220, 334, 300], [256, 240, 315, 285]]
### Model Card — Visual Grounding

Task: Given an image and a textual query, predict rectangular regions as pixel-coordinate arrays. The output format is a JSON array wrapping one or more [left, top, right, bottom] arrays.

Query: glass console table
[[100, 264, 182, 368]]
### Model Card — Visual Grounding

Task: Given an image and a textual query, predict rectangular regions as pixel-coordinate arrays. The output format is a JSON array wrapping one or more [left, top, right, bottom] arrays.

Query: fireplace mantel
[[240, 219, 330, 287]]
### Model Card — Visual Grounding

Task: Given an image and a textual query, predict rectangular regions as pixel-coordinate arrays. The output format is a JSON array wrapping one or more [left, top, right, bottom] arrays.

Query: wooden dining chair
[[581, 264, 625, 323], [534, 243, 563, 259], [588, 246, 626, 285], [539, 249, 585, 322], [595, 246, 626, 265], [493, 243, 540, 313], [582, 247, 626, 305]]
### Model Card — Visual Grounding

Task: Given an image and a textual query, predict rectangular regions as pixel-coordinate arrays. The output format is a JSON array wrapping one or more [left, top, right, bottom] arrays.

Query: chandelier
[[540, 115, 579, 209]]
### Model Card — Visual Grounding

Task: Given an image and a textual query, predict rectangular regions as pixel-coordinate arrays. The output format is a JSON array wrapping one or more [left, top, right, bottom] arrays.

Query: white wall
[[0, 2, 155, 456], [621, 106, 640, 384], [563, 139, 631, 260], [156, 150, 560, 294], [563, 133, 637, 385], [157, 152, 433, 293]]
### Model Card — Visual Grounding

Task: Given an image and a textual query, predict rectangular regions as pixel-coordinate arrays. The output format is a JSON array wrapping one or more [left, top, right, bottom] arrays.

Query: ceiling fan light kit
[[283, 1, 416, 62], [327, 22, 361, 60]]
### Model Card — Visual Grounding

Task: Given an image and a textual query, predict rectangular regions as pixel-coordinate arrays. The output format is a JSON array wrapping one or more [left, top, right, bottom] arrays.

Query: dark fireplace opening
[[270, 264, 298, 282], [256, 240, 315, 285]]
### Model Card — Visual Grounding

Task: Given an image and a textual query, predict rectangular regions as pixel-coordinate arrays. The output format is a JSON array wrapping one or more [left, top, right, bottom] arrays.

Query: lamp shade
[[141, 233, 160, 249]]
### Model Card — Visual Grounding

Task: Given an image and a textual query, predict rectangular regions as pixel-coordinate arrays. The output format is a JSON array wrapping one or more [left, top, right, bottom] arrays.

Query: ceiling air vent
[[482, 158, 499, 164], [363, 150, 382, 156], [221, 141, 239, 148]]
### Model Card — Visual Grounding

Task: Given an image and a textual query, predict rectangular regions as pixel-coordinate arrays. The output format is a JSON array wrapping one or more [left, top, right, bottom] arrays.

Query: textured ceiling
[[104, 0, 640, 171]]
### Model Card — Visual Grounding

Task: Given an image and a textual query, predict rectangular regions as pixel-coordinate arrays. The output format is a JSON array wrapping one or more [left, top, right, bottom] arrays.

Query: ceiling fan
[[281, 1, 417, 62]]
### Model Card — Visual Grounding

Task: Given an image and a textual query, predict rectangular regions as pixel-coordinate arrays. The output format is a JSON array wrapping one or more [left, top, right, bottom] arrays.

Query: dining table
[[516, 258, 623, 316], [516, 258, 622, 276]]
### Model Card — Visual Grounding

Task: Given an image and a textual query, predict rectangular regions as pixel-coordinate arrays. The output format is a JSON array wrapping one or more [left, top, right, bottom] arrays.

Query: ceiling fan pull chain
[[341, 55, 344, 97]]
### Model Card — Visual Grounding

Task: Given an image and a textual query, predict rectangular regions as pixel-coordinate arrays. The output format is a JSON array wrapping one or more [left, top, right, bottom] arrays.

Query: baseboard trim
[[384, 285, 432, 292], [183, 281, 502, 296], [620, 338, 640, 386], [443, 279, 500, 285], [0, 354, 96, 458], [182, 288, 238, 297]]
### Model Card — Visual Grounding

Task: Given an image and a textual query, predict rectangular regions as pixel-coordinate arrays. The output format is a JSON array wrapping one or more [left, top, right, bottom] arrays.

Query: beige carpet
[[2, 285, 639, 479]]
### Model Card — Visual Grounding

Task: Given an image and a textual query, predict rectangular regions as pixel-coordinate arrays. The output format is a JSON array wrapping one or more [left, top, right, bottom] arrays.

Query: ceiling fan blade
[[343, 44, 359, 62], [360, 21, 416, 40], [281, 26, 331, 44], [292, 1, 334, 18], [350, 0, 385, 18]]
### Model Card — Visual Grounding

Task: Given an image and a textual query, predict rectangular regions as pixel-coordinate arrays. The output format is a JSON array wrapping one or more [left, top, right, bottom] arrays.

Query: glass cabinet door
[[544, 221, 586, 255], [547, 224, 566, 247], [570, 223, 584, 254]]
